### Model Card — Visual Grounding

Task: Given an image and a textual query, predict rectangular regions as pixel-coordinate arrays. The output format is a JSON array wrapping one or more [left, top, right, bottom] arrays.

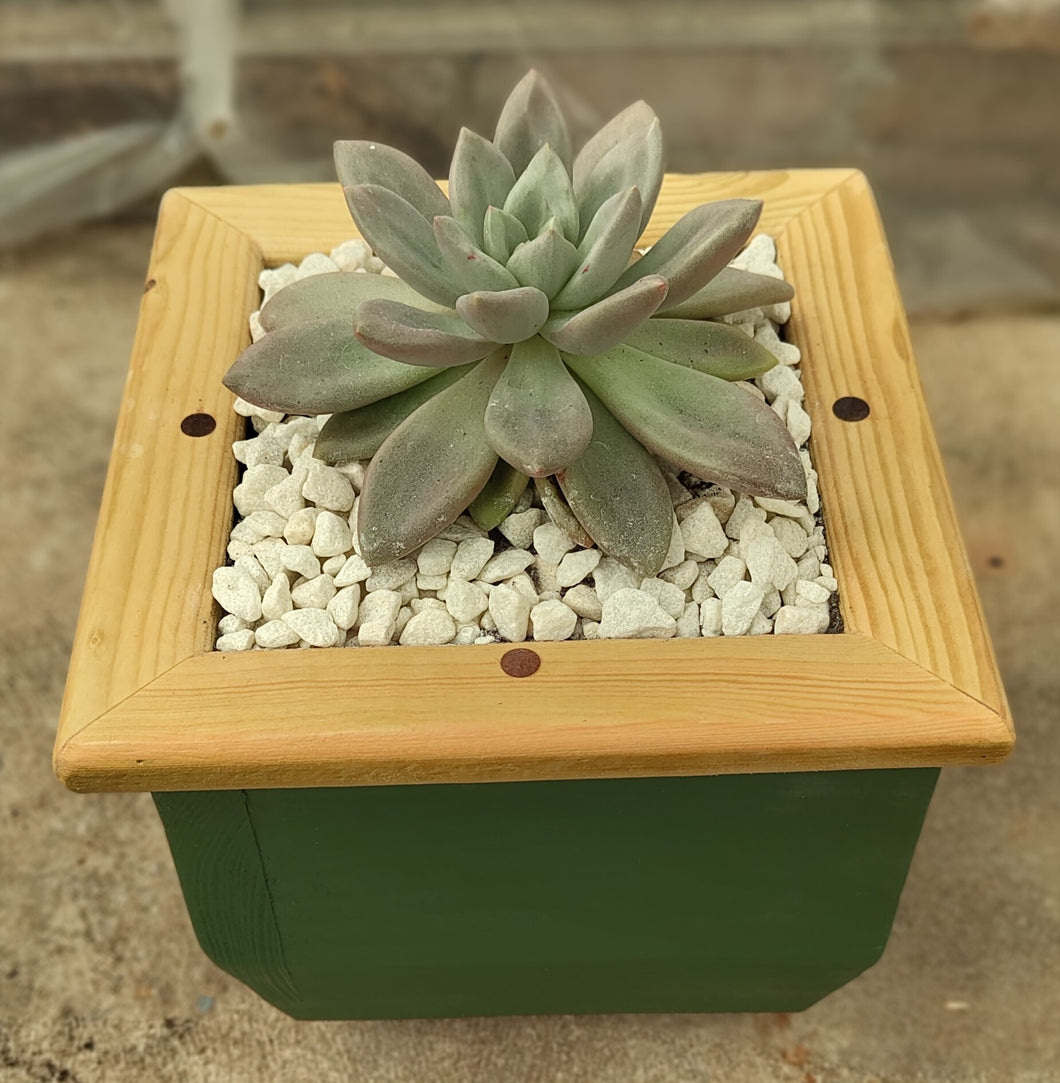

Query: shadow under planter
[[155, 768, 938, 1020]]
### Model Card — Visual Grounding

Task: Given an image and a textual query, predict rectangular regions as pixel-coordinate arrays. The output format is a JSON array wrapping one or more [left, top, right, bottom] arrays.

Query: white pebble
[[499, 508, 545, 550], [530, 599, 578, 642], [217, 614, 248, 635], [700, 598, 723, 636], [233, 464, 288, 516], [365, 559, 417, 591], [279, 544, 321, 581], [639, 577, 687, 619], [749, 612, 774, 635], [334, 554, 371, 586], [659, 559, 699, 591], [533, 558, 560, 594], [417, 574, 448, 591], [582, 620, 601, 640], [478, 548, 534, 583], [233, 396, 284, 424], [330, 238, 372, 270], [263, 468, 308, 518], [416, 538, 458, 577], [562, 583, 603, 621], [311, 510, 352, 557], [725, 496, 767, 541], [445, 579, 489, 623], [676, 601, 701, 638], [706, 555, 747, 599], [770, 516, 809, 558], [212, 566, 262, 622], [303, 461, 355, 512], [284, 507, 320, 546], [691, 566, 716, 602], [757, 363, 804, 408], [217, 629, 256, 651], [399, 608, 457, 646], [232, 431, 285, 469], [261, 573, 293, 620], [437, 515, 488, 542], [659, 516, 686, 571], [532, 522, 576, 565], [327, 585, 361, 630], [744, 535, 798, 592], [556, 548, 601, 588], [774, 605, 830, 635], [786, 400, 812, 448], [592, 557, 641, 601], [231, 510, 287, 545], [796, 579, 832, 606], [357, 589, 402, 646], [680, 502, 728, 560], [449, 537, 495, 580], [509, 572, 539, 604], [234, 554, 270, 592], [255, 620, 300, 649], [453, 625, 480, 646], [598, 588, 677, 640], [488, 583, 533, 642], [251, 538, 287, 579], [291, 574, 336, 609], [721, 580, 765, 636], [282, 607, 340, 647], [296, 252, 339, 278]]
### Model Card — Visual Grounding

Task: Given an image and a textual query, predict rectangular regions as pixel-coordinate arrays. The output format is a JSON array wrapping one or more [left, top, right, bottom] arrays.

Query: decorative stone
[[757, 363, 804, 408], [532, 558, 560, 595], [598, 588, 677, 640], [478, 548, 534, 583], [770, 516, 810, 558], [744, 535, 798, 592], [761, 588, 783, 618], [311, 510, 352, 558], [282, 607, 340, 647], [721, 580, 765, 636], [445, 579, 489, 623], [393, 606, 413, 639], [334, 554, 371, 587], [411, 598, 446, 614], [251, 538, 287, 579], [488, 583, 533, 643], [639, 577, 687, 619], [786, 399, 812, 448], [291, 574, 337, 610], [700, 597, 723, 637], [562, 583, 603, 621], [775, 605, 830, 635], [261, 574, 293, 620], [592, 557, 641, 601], [217, 614, 248, 635], [296, 252, 339, 279], [255, 620, 300, 649], [676, 601, 701, 638], [748, 612, 774, 635], [437, 515, 488, 542], [725, 496, 767, 541], [690, 566, 717, 603], [212, 566, 262, 623], [582, 621, 601, 640], [327, 585, 361, 630], [659, 559, 699, 591], [449, 537, 495, 580], [279, 544, 321, 581], [659, 516, 686, 571], [321, 555, 346, 577], [302, 461, 355, 512], [532, 522, 576, 565], [706, 555, 747, 599], [416, 538, 458, 577], [416, 574, 449, 591], [357, 589, 402, 646], [796, 579, 832, 606], [680, 502, 729, 560], [399, 608, 457, 646], [284, 507, 320, 546], [216, 629, 256, 651], [233, 464, 288, 516], [530, 599, 578, 642], [509, 572, 540, 604], [556, 548, 601, 588], [499, 508, 545, 550], [230, 510, 287, 545], [233, 554, 270, 593], [365, 559, 417, 591]]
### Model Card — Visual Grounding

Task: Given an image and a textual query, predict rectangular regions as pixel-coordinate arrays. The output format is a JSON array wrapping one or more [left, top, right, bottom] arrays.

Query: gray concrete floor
[[1, 223, 1057, 1082]]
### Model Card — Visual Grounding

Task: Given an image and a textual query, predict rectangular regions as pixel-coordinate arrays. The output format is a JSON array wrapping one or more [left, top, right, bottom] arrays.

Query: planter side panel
[[154, 769, 938, 1019]]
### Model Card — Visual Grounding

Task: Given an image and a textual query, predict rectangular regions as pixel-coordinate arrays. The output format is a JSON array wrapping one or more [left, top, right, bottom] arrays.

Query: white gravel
[[213, 235, 838, 649]]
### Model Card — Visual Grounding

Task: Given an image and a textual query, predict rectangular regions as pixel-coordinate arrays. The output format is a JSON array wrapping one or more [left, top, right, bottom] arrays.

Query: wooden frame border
[[54, 171, 1013, 792]]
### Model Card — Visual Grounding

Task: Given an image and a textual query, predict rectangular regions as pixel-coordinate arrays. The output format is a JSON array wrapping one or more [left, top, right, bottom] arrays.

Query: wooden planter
[[55, 172, 1013, 1020]]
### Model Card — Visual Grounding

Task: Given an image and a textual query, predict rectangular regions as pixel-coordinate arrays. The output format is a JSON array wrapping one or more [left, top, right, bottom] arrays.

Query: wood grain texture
[[55, 173, 1013, 792]]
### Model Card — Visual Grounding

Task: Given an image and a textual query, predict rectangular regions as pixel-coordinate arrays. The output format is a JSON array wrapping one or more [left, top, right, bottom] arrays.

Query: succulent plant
[[224, 71, 805, 575]]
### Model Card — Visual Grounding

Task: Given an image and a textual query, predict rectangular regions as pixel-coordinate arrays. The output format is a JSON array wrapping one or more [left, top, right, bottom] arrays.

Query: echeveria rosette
[[224, 70, 803, 575]]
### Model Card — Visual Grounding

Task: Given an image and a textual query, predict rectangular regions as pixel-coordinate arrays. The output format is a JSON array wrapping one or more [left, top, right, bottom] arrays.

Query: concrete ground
[[1, 222, 1057, 1082]]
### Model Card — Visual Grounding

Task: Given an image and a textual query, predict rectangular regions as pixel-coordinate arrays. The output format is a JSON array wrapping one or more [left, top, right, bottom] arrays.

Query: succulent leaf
[[557, 382, 674, 577], [223, 317, 439, 415], [502, 144, 579, 242], [334, 141, 450, 221], [455, 286, 550, 343], [483, 336, 593, 477], [357, 351, 507, 564], [612, 198, 763, 310], [533, 476, 595, 549], [469, 460, 531, 531], [571, 100, 658, 196], [448, 127, 517, 244], [575, 118, 663, 238], [505, 222, 580, 298], [482, 206, 529, 264], [661, 266, 796, 319], [493, 69, 573, 174], [623, 318, 779, 381], [354, 299, 499, 367], [344, 185, 459, 307], [260, 271, 446, 333], [551, 186, 643, 309], [565, 346, 807, 499], [314, 365, 474, 463], [541, 275, 668, 356], [433, 215, 521, 294]]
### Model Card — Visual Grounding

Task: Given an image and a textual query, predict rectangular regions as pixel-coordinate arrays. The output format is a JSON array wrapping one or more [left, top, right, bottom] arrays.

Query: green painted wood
[[152, 790, 297, 1007], [154, 768, 939, 1019]]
